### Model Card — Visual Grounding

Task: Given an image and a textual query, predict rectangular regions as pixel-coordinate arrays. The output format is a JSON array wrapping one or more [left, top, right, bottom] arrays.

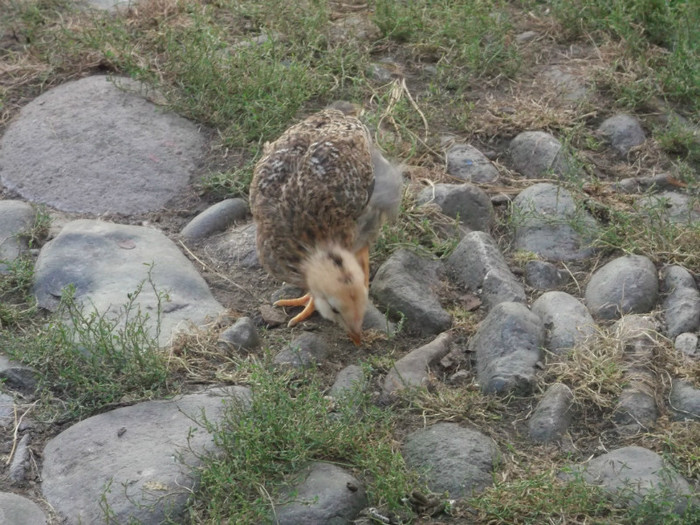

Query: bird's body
[[250, 108, 401, 343]]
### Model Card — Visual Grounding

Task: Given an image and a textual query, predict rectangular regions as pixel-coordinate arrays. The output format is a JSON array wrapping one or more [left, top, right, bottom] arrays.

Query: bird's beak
[[348, 330, 362, 346]]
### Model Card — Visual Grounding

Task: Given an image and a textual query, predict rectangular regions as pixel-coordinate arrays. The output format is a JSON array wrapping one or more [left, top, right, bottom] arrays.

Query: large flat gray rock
[[0, 76, 204, 215], [34, 219, 224, 346], [41, 387, 251, 525]]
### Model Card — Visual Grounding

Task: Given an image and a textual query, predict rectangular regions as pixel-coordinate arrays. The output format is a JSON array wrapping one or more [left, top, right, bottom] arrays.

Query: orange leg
[[355, 245, 370, 289], [274, 292, 316, 327]]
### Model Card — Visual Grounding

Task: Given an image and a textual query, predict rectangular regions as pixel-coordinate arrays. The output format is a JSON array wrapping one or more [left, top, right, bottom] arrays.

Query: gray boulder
[[531, 291, 596, 354], [445, 144, 500, 183], [0, 355, 39, 395], [638, 191, 700, 224], [34, 219, 224, 346], [0, 392, 14, 428], [0, 200, 36, 272], [445, 231, 525, 310], [371, 249, 452, 336], [675, 332, 698, 357], [598, 114, 645, 157], [417, 183, 494, 232], [509, 131, 570, 178], [528, 383, 574, 443], [218, 316, 260, 353], [329, 365, 366, 400], [585, 255, 659, 320], [661, 265, 700, 339], [274, 462, 368, 525], [274, 332, 330, 369], [613, 316, 660, 433], [0, 76, 204, 215], [41, 387, 251, 525], [0, 492, 47, 525], [470, 302, 544, 394], [670, 380, 700, 421], [403, 423, 499, 498], [512, 183, 597, 261], [571, 447, 697, 514], [524, 260, 568, 290]]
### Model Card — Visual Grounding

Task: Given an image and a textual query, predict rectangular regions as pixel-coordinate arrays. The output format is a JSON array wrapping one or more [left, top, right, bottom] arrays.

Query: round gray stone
[[210, 221, 260, 269], [403, 422, 499, 498], [0, 492, 47, 525], [371, 249, 452, 336], [528, 383, 574, 443], [585, 255, 659, 320], [532, 291, 596, 354], [670, 380, 700, 421], [274, 332, 330, 369], [445, 231, 526, 310], [469, 302, 544, 394], [661, 265, 700, 338], [675, 332, 698, 357], [274, 462, 368, 525], [638, 191, 700, 224], [512, 183, 597, 261], [329, 365, 366, 399], [540, 66, 589, 102], [181, 198, 250, 240], [524, 260, 568, 290], [573, 447, 697, 514], [417, 183, 494, 232], [445, 144, 500, 183], [0, 76, 204, 215], [598, 114, 645, 157], [217, 316, 260, 353], [509, 131, 570, 178]]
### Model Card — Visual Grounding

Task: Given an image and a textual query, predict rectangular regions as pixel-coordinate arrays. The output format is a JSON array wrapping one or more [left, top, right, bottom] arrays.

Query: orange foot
[[274, 292, 315, 327], [355, 245, 370, 289]]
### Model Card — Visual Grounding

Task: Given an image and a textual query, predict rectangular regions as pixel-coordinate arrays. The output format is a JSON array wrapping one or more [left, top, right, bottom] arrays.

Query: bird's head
[[303, 246, 368, 345]]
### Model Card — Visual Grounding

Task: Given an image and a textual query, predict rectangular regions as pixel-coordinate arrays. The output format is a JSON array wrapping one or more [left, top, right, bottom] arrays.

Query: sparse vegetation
[[0, 0, 698, 523], [188, 362, 415, 523], [4, 282, 171, 421]]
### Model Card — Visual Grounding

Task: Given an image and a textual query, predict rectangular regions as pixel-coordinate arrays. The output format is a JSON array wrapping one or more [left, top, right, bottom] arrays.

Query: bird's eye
[[330, 306, 340, 315]]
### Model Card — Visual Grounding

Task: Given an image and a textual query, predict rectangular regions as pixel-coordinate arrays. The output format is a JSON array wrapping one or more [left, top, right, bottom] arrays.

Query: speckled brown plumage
[[250, 109, 375, 288]]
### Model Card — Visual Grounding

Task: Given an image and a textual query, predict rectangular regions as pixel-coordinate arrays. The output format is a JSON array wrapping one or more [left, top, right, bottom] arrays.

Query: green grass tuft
[[5, 282, 171, 421], [188, 362, 415, 523]]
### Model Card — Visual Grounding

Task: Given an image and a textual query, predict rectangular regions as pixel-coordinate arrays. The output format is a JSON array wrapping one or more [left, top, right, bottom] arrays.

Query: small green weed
[[5, 282, 171, 421], [0, 257, 37, 328], [468, 470, 615, 523], [188, 363, 415, 523], [593, 196, 700, 272]]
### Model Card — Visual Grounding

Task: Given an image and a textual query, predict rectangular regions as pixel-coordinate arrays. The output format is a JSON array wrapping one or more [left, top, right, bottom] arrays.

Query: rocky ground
[[0, 0, 699, 524]]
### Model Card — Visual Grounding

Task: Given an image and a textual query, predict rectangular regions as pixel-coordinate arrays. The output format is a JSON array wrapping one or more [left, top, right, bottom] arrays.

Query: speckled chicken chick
[[250, 108, 402, 344]]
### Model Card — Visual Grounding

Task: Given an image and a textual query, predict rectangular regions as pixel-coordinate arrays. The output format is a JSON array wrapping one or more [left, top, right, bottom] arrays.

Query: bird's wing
[[353, 147, 403, 250]]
